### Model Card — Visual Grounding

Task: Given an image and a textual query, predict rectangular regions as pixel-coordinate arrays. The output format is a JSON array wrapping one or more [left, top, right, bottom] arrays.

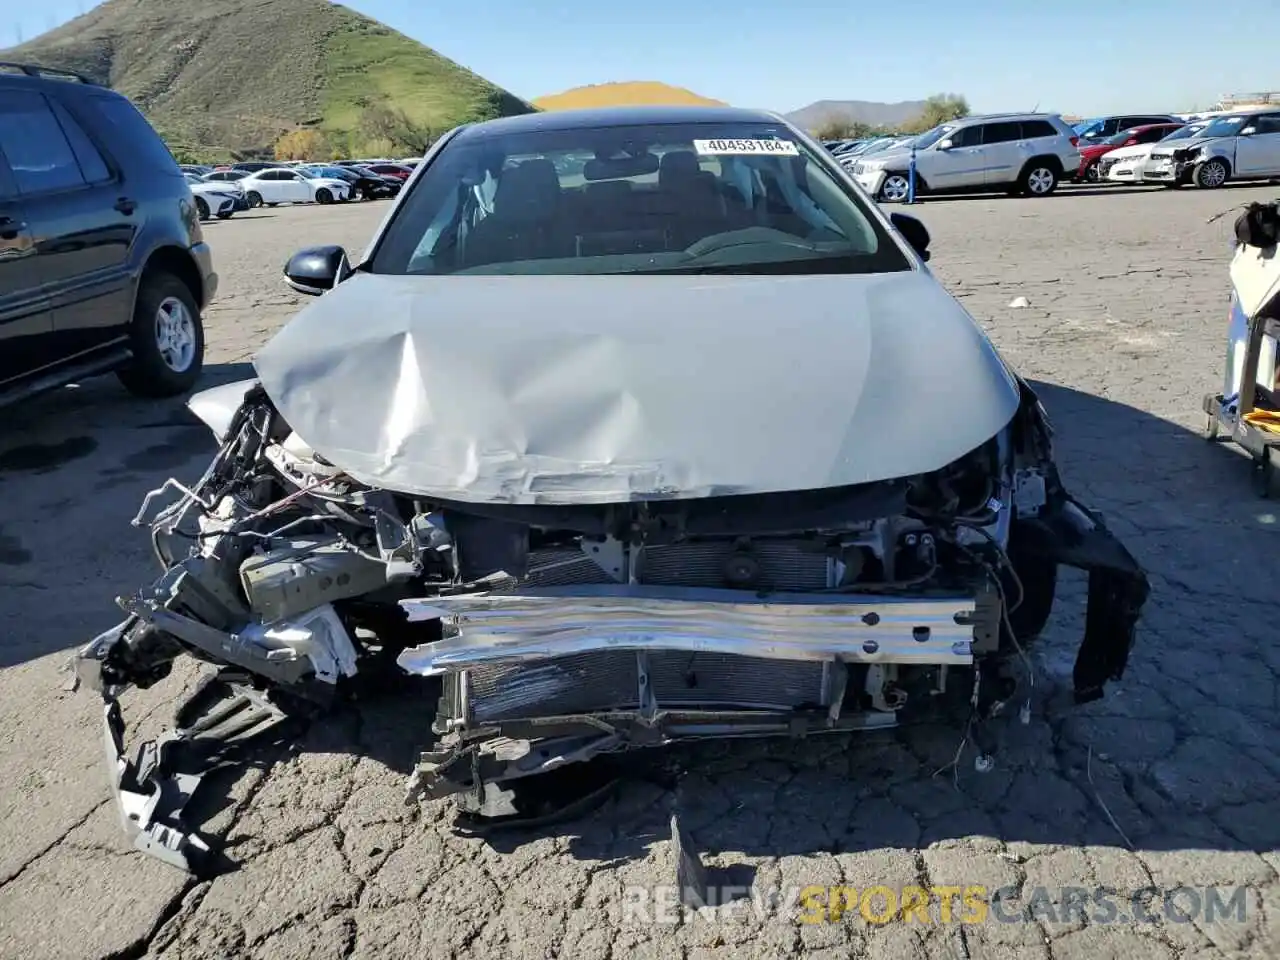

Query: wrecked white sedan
[[71, 105, 1149, 873]]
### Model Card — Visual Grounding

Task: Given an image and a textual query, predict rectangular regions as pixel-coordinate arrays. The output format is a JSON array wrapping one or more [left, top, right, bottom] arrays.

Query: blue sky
[[6, 0, 1274, 115]]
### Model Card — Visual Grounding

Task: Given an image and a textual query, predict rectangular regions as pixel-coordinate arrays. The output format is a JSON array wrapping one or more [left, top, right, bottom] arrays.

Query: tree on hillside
[[274, 129, 330, 161], [901, 93, 971, 134], [356, 103, 437, 155], [813, 119, 890, 141]]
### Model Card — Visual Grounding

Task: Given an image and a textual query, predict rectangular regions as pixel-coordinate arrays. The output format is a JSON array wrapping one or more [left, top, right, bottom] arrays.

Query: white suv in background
[[849, 113, 1082, 202]]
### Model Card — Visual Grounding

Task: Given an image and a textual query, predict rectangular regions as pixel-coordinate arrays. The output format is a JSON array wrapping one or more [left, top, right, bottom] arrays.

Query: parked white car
[[239, 168, 352, 207], [183, 173, 245, 221], [1099, 122, 1209, 184], [1145, 109, 1280, 188]]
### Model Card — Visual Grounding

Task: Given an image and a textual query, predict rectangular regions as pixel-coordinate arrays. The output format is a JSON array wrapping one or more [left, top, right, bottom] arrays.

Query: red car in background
[[362, 163, 415, 181], [1075, 123, 1184, 182]]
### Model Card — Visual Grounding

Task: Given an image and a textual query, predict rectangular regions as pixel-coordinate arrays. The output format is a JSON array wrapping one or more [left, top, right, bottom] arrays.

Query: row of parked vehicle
[[822, 107, 1280, 201], [177, 158, 422, 220]]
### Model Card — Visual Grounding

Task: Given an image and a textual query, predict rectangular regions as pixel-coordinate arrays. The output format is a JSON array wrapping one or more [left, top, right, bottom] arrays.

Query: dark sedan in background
[[301, 164, 401, 200]]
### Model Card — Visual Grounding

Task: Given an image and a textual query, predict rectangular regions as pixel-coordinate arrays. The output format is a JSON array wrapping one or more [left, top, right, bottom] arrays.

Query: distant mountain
[[785, 99, 928, 132], [535, 81, 726, 111], [0, 0, 534, 156]]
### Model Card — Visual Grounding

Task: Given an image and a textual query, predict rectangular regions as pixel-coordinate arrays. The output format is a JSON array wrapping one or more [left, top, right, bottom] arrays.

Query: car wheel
[[315, 188, 333, 204], [194, 197, 209, 221], [1019, 163, 1059, 197], [1083, 161, 1100, 183], [878, 173, 911, 203], [246, 191, 263, 208], [116, 273, 205, 398], [1194, 158, 1229, 189]]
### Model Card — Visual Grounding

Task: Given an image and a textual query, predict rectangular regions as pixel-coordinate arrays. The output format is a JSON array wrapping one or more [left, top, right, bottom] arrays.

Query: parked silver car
[[1144, 109, 1280, 188], [850, 113, 1081, 202], [70, 105, 1148, 874]]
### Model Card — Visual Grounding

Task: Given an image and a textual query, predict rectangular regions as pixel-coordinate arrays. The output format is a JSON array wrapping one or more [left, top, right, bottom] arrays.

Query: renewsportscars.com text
[[621, 884, 1250, 926]]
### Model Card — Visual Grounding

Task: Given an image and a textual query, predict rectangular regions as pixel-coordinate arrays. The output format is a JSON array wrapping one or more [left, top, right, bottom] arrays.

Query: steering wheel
[[683, 227, 816, 259]]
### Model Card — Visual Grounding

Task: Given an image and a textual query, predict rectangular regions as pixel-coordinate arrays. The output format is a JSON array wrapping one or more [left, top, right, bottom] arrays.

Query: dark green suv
[[0, 62, 217, 406]]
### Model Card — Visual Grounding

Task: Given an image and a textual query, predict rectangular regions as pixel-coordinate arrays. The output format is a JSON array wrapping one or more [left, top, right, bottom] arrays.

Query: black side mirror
[[284, 245, 351, 296], [889, 212, 930, 261]]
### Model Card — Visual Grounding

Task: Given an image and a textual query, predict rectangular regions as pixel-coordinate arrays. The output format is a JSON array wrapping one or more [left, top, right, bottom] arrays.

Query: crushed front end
[[70, 380, 1148, 871]]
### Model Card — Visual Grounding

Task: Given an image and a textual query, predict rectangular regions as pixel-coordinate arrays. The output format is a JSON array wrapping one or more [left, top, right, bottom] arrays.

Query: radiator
[[523, 540, 833, 591]]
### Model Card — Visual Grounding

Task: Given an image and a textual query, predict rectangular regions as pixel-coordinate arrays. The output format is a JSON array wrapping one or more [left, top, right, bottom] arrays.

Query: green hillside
[[0, 0, 535, 159]]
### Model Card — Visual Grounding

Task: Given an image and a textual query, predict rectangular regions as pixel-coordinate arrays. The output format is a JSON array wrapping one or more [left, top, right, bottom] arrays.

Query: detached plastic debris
[[1008, 296, 1031, 309]]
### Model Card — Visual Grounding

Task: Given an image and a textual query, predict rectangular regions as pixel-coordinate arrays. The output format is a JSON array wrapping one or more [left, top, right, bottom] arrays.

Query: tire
[[1194, 158, 1229, 189], [266, 203, 278, 207], [116, 273, 205, 398], [1018, 162, 1059, 197], [878, 173, 911, 203], [246, 191, 263, 208], [194, 197, 209, 221], [215, 211, 233, 220], [315, 188, 333, 204], [1083, 161, 1100, 183]]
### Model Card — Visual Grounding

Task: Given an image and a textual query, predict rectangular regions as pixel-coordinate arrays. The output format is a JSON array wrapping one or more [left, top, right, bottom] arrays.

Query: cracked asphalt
[[2, 182, 1279, 959]]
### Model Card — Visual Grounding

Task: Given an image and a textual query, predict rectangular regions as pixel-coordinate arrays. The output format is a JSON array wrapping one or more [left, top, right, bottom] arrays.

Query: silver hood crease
[[252, 272, 1021, 504]]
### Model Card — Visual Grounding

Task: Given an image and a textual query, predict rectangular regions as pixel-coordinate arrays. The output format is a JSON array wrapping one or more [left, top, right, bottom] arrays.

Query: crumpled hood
[[252, 271, 1020, 505], [1151, 135, 1226, 156]]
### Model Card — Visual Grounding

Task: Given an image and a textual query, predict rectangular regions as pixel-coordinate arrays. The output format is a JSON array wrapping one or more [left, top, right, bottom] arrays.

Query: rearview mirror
[[890, 212, 930, 261], [936, 138, 954, 151], [284, 245, 351, 296]]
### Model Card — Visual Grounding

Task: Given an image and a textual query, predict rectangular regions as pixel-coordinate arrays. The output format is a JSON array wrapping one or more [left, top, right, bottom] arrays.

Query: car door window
[[981, 122, 1023, 144], [0, 91, 90, 195], [1019, 120, 1057, 140], [950, 125, 983, 147], [1136, 126, 1169, 144], [48, 100, 112, 184], [1252, 114, 1280, 135]]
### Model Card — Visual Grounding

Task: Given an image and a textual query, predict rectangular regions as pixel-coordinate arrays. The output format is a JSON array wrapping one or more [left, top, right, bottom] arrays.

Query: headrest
[[494, 159, 561, 220], [659, 150, 701, 185]]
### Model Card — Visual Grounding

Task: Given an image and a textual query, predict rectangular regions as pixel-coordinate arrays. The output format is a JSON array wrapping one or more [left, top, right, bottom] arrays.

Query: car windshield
[[370, 120, 908, 277], [1103, 128, 1137, 145], [183, 173, 204, 184], [1195, 115, 1249, 138], [912, 125, 957, 150], [1159, 124, 1204, 142]]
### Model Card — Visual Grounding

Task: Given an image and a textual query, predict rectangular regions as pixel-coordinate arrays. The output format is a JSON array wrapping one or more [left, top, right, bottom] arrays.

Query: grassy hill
[[534, 81, 726, 111], [0, 0, 535, 159]]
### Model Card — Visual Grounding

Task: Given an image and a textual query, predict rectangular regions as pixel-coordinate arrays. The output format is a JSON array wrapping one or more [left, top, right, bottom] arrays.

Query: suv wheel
[[1194, 158, 1229, 189], [878, 173, 911, 203], [116, 273, 205, 397], [1019, 163, 1059, 197]]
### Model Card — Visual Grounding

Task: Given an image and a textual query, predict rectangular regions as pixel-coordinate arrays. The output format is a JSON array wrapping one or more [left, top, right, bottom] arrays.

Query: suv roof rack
[[0, 61, 99, 84]]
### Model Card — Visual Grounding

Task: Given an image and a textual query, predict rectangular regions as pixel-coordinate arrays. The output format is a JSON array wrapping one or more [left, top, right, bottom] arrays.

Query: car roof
[[454, 105, 784, 142], [952, 112, 1063, 125], [0, 63, 131, 105]]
